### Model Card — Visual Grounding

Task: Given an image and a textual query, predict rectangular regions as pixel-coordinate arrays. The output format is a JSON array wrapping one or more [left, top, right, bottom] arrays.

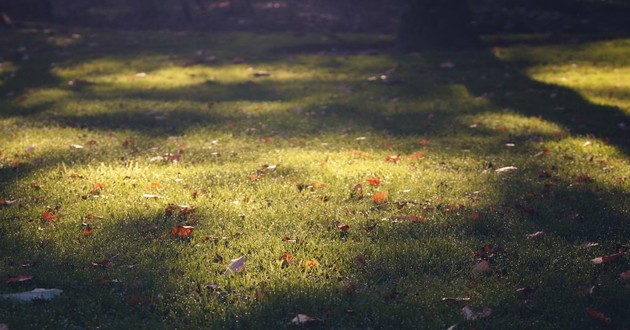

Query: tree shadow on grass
[[1, 31, 629, 329]]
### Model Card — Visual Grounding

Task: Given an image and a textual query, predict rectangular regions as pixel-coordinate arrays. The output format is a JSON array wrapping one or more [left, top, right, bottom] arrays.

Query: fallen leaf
[[442, 297, 471, 302], [526, 231, 544, 239], [335, 222, 350, 232], [407, 151, 424, 160], [620, 270, 630, 281], [303, 259, 319, 269], [462, 305, 492, 320], [591, 252, 624, 264], [495, 166, 518, 173], [573, 175, 593, 184], [366, 177, 381, 186], [69, 144, 84, 149], [579, 242, 599, 249], [0, 288, 62, 302], [372, 192, 387, 203], [472, 260, 491, 275], [5, 274, 33, 284], [171, 225, 194, 238], [41, 211, 56, 222], [586, 307, 612, 325], [142, 194, 161, 199], [0, 199, 17, 206], [82, 226, 93, 236], [440, 61, 455, 69], [0, 323, 7, 330], [351, 183, 363, 198], [385, 155, 400, 163], [290, 314, 321, 326], [224, 256, 246, 275], [280, 252, 294, 267]]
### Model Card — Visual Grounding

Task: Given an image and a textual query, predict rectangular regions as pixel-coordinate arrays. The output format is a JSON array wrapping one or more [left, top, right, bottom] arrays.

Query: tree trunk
[[398, 0, 481, 51]]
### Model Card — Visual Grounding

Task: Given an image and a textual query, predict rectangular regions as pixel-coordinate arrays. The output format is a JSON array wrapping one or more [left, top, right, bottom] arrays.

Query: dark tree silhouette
[[398, 0, 481, 51]]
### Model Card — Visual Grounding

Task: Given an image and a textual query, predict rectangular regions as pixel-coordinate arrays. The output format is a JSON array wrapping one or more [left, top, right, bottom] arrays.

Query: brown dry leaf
[[591, 252, 624, 265], [385, 155, 400, 163], [620, 270, 630, 281], [335, 222, 350, 232], [170, 225, 194, 238]]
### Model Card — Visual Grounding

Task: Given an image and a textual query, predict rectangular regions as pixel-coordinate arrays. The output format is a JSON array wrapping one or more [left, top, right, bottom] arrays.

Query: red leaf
[[574, 175, 593, 184], [42, 211, 56, 222], [366, 177, 381, 186], [82, 226, 93, 236], [586, 307, 612, 325], [5, 274, 33, 284]]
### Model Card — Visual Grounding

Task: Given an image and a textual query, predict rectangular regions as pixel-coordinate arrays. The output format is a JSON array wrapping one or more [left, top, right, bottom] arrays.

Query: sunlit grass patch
[[1, 28, 629, 329]]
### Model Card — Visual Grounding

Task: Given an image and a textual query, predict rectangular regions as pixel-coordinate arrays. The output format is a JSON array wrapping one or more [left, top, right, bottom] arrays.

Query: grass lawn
[[1, 27, 629, 329]]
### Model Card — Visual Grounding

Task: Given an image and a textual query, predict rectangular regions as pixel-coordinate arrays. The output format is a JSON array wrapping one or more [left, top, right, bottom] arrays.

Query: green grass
[[1, 28, 629, 329]]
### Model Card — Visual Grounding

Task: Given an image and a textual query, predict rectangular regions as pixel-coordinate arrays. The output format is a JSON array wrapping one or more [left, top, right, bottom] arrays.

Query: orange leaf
[[385, 155, 400, 163], [42, 211, 56, 222], [407, 151, 424, 160], [171, 225, 194, 238], [82, 226, 93, 236], [372, 192, 387, 203], [92, 183, 106, 190], [366, 177, 381, 186]]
